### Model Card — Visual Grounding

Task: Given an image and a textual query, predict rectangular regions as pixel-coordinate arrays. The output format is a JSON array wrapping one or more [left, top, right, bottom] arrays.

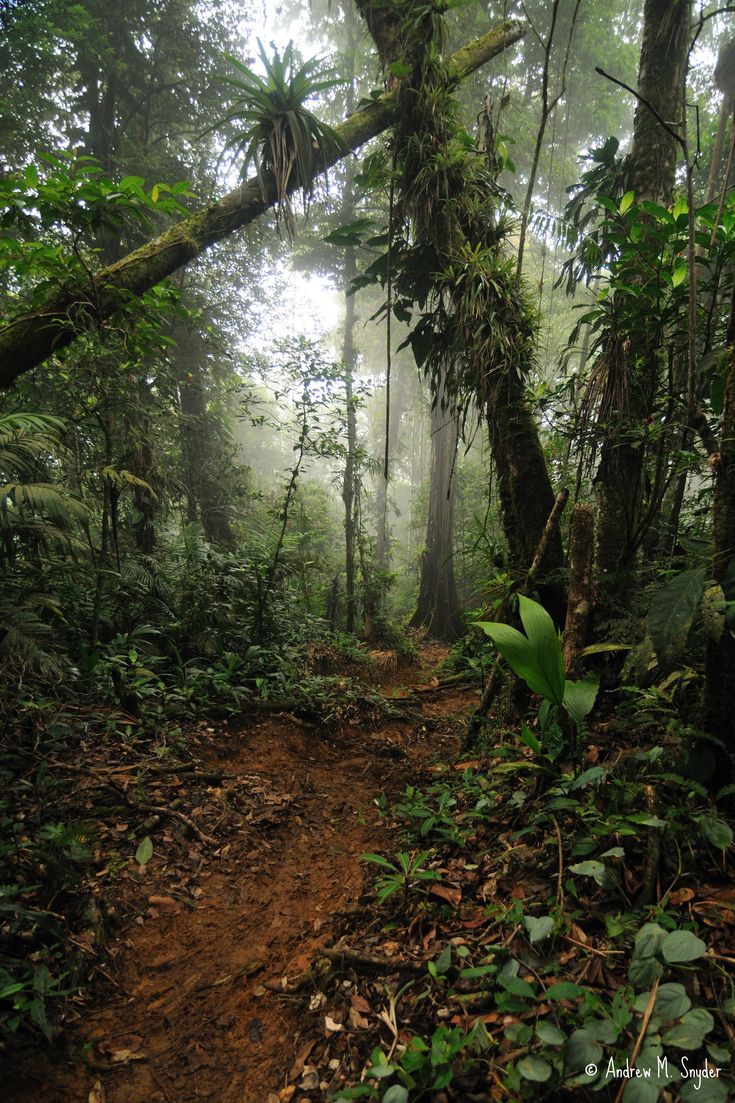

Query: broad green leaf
[[519, 723, 541, 753], [661, 930, 707, 963], [361, 854, 394, 869], [565, 1028, 602, 1072], [569, 860, 606, 886], [546, 981, 582, 1001], [700, 813, 733, 850], [584, 1018, 619, 1044], [459, 964, 497, 979], [570, 766, 605, 790], [647, 568, 706, 665], [619, 189, 635, 215], [434, 943, 452, 975], [135, 836, 153, 866], [671, 263, 688, 288], [679, 1079, 730, 1103], [654, 982, 691, 1021], [382, 1087, 409, 1103], [518, 1055, 552, 1082], [634, 923, 666, 959], [476, 620, 537, 687], [622, 1082, 659, 1103], [536, 1020, 566, 1045], [522, 915, 554, 943], [498, 974, 536, 999], [629, 955, 663, 988], [563, 675, 599, 725], [661, 1007, 714, 1049], [519, 595, 566, 706]]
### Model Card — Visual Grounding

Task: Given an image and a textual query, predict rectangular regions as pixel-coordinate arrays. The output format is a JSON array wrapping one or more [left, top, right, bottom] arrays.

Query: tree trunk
[[375, 364, 404, 573], [487, 368, 563, 583], [703, 283, 735, 763], [342, 243, 358, 633], [410, 382, 462, 640], [594, 0, 691, 582], [127, 382, 158, 554], [0, 20, 525, 388], [176, 326, 235, 545], [563, 505, 595, 679]]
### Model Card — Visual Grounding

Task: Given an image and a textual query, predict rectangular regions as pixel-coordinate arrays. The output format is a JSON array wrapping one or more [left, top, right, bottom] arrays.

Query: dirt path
[[9, 649, 474, 1103]]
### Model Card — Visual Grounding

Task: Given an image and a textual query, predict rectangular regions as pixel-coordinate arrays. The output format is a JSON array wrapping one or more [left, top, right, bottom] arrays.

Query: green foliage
[[477, 596, 599, 746], [387, 769, 495, 847], [334, 1025, 487, 1100], [0, 154, 192, 322], [215, 41, 344, 230], [360, 850, 442, 904]]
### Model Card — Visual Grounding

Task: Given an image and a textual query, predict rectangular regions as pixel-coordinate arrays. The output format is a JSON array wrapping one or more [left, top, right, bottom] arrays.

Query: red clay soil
[[7, 647, 475, 1103]]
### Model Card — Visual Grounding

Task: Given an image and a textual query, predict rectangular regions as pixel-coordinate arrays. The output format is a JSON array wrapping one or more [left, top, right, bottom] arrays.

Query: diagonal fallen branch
[[0, 20, 524, 387], [320, 945, 424, 973]]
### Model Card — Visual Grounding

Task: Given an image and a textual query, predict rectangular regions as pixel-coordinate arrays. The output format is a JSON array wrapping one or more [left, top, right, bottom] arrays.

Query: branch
[[595, 67, 686, 151], [0, 20, 526, 388]]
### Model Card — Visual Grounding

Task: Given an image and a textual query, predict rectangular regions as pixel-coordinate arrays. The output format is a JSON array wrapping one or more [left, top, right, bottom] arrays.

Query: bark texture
[[410, 387, 462, 640], [704, 285, 735, 759], [594, 0, 691, 581], [563, 504, 595, 679]]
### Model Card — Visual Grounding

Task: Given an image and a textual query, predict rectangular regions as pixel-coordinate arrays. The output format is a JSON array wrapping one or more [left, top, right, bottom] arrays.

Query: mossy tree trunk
[[594, 0, 691, 583], [704, 284, 735, 761]]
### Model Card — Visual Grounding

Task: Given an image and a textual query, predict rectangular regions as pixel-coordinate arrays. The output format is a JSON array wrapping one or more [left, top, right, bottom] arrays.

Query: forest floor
[[7, 642, 474, 1103]]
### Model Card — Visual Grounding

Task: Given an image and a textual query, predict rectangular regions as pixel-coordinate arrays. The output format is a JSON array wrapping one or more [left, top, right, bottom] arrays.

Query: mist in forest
[[1, 1, 735, 1099]]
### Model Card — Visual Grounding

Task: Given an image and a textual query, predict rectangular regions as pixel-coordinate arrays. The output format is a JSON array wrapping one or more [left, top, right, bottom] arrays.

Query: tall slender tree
[[593, 0, 692, 581]]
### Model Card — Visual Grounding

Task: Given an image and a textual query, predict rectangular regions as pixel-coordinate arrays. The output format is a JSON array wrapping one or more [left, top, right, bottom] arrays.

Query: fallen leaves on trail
[[97, 1034, 145, 1064], [147, 894, 178, 912], [429, 881, 462, 907]]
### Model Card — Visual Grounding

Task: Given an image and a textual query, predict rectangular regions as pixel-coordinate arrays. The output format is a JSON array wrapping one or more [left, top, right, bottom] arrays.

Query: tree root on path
[[319, 946, 424, 973]]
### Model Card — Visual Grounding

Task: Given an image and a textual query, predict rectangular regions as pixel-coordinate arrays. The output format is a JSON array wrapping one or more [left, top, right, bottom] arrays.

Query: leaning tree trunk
[[595, 0, 691, 583], [410, 381, 462, 640], [0, 21, 524, 388]]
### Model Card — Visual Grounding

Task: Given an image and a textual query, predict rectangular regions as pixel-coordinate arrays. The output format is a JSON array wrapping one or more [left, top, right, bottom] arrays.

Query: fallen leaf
[[422, 926, 437, 950], [98, 1034, 145, 1064], [348, 1007, 369, 1029], [278, 1088, 296, 1102], [351, 993, 371, 1014], [88, 1081, 106, 1103], [324, 1015, 343, 1032], [429, 883, 462, 908], [147, 895, 178, 912], [299, 1068, 320, 1090], [289, 1039, 316, 1080]]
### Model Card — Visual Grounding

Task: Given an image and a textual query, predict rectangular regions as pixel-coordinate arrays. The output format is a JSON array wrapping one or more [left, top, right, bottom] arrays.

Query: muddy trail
[[9, 645, 476, 1103]]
